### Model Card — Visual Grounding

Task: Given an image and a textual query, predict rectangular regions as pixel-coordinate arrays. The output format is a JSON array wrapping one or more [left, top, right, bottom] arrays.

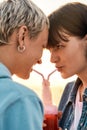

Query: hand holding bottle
[[43, 111, 62, 130]]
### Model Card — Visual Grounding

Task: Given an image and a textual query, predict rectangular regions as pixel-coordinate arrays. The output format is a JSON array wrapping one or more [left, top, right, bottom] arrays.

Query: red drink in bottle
[[43, 104, 58, 130]]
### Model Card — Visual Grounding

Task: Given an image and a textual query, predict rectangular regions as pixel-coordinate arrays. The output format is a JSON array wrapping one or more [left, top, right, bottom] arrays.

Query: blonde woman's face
[[16, 26, 48, 79]]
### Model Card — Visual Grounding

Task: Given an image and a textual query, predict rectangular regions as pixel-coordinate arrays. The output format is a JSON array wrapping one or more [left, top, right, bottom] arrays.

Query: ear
[[17, 26, 27, 46], [82, 34, 87, 49], [84, 34, 87, 41]]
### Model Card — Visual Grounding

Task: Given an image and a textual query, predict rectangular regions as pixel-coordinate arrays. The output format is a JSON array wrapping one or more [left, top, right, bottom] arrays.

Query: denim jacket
[[58, 78, 87, 130]]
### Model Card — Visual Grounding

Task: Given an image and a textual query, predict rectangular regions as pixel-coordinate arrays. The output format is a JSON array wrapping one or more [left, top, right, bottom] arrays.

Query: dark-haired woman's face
[[50, 34, 87, 79]]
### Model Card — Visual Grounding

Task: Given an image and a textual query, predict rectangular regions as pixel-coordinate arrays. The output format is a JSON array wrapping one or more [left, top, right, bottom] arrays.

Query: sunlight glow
[[32, 0, 87, 15]]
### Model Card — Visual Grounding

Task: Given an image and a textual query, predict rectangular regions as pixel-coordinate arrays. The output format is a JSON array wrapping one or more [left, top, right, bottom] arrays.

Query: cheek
[[84, 47, 87, 59], [65, 50, 85, 73], [32, 49, 43, 62], [65, 47, 79, 60], [36, 48, 43, 58]]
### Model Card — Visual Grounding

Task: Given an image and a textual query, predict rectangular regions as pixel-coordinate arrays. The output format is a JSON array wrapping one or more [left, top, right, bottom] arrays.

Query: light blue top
[[0, 63, 44, 130]]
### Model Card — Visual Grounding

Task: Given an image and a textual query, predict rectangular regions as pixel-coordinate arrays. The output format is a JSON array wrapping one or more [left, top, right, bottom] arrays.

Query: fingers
[[57, 111, 62, 120], [57, 111, 62, 130], [42, 122, 47, 128], [43, 116, 47, 128], [58, 127, 62, 130]]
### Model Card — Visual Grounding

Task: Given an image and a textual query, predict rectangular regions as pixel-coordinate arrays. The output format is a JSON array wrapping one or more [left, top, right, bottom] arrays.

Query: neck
[[79, 83, 86, 102]]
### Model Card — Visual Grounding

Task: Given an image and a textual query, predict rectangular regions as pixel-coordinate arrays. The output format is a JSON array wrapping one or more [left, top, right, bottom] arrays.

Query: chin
[[61, 73, 71, 79], [24, 74, 30, 79], [18, 73, 30, 80]]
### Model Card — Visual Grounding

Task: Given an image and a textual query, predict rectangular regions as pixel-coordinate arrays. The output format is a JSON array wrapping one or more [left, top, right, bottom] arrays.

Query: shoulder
[[0, 80, 44, 130], [0, 79, 42, 112], [1, 78, 39, 98], [63, 81, 75, 94]]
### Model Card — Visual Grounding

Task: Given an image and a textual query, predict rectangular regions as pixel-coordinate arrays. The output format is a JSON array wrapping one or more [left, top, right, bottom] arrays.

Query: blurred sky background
[[32, 0, 87, 16]]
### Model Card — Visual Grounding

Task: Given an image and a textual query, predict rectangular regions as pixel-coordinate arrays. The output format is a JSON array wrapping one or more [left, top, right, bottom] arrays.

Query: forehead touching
[[47, 26, 71, 49], [39, 27, 48, 47]]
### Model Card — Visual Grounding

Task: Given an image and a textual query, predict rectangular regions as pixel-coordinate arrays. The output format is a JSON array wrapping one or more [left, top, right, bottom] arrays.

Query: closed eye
[[53, 44, 65, 51], [56, 44, 64, 49]]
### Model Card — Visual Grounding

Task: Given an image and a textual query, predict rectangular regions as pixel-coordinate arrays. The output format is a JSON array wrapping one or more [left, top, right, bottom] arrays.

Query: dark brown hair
[[47, 2, 87, 48]]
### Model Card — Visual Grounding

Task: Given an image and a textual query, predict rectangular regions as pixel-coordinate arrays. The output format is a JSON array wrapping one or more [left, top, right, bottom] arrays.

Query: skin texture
[[0, 25, 48, 79], [50, 34, 87, 80]]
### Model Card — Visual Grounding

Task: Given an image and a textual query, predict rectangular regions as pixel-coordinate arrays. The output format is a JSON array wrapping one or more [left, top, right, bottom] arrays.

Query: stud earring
[[17, 45, 25, 53]]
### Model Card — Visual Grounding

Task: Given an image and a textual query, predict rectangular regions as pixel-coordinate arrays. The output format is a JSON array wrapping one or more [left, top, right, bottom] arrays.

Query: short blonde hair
[[0, 0, 49, 44]]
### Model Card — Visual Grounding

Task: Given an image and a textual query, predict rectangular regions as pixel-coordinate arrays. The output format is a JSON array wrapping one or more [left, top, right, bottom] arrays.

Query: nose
[[37, 59, 42, 64], [50, 53, 58, 63], [50, 54, 55, 63]]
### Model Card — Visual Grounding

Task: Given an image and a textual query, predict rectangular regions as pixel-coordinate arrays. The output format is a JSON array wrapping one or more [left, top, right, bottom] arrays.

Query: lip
[[56, 66, 64, 72]]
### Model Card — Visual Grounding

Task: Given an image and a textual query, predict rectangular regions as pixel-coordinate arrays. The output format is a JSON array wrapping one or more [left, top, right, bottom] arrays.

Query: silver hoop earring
[[17, 45, 25, 53]]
